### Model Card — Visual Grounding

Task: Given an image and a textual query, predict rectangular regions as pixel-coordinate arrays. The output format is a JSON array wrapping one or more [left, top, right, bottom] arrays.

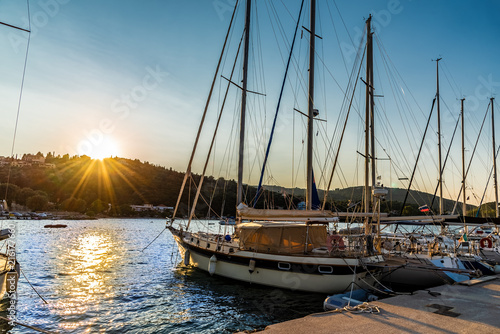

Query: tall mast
[[237, 0, 251, 205], [369, 18, 375, 193], [492, 97, 499, 217], [461, 98, 466, 217], [436, 58, 443, 215], [306, 0, 316, 210], [364, 15, 372, 214]]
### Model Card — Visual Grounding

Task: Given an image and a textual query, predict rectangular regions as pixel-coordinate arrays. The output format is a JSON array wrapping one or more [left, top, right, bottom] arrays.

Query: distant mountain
[[0, 153, 482, 217], [263, 184, 475, 214]]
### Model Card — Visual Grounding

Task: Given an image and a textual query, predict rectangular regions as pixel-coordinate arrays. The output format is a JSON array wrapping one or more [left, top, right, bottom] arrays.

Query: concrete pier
[[249, 275, 500, 333]]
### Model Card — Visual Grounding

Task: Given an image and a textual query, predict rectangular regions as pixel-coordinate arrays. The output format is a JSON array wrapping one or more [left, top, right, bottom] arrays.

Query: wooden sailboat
[[168, 1, 385, 294]]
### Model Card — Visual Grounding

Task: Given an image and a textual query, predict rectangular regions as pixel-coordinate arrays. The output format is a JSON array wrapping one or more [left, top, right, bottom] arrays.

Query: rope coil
[[334, 302, 381, 314]]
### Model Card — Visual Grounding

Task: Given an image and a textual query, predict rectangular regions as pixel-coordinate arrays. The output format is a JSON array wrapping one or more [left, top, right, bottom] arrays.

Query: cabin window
[[207, 243, 210, 248], [278, 262, 291, 271], [318, 266, 333, 274]]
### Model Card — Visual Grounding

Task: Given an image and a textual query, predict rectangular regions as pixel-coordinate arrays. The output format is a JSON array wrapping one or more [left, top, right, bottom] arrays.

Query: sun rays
[[55, 157, 149, 212]]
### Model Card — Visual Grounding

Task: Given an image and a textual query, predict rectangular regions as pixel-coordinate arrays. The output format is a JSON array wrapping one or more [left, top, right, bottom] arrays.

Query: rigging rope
[[3, 3, 32, 203], [430, 107, 462, 210], [400, 98, 436, 215], [254, 0, 305, 207], [475, 145, 500, 217], [171, 0, 239, 224], [322, 46, 366, 209], [451, 102, 491, 214]]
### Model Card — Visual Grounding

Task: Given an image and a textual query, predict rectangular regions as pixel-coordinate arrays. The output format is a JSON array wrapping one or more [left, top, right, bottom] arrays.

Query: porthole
[[318, 265, 333, 274], [278, 262, 291, 271]]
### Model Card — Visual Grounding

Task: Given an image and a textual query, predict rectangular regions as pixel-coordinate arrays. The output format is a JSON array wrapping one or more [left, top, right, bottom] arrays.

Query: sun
[[79, 136, 120, 160], [92, 136, 119, 160]]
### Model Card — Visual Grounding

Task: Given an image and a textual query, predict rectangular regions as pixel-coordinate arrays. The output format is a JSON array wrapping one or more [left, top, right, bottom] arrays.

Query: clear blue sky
[[0, 0, 499, 204]]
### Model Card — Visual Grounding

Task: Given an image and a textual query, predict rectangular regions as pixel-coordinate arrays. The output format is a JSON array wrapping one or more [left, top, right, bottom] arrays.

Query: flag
[[458, 233, 468, 243], [419, 205, 430, 212]]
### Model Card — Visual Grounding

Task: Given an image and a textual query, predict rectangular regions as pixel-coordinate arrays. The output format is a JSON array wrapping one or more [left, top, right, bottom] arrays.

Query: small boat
[[323, 289, 378, 311], [43, 224, 67, 228]]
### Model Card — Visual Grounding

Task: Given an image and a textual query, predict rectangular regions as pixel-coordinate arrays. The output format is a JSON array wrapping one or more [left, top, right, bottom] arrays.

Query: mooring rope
[[0, 316, 55, 334], [141, 224, 167, 252], [331, 302, 381, 314], [21, 267, 48, 304]]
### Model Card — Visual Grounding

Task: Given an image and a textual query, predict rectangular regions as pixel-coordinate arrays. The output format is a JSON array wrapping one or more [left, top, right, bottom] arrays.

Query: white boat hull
[[172, 232, 383, 294]]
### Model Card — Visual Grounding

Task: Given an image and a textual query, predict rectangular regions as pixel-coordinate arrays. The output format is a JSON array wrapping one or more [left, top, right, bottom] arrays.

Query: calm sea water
[[2, 219, 324, 333]]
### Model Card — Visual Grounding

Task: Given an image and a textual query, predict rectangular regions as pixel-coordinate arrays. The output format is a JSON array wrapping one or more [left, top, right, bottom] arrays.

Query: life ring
[[327, 234, 345, 251], [480, 238, 493, 249]]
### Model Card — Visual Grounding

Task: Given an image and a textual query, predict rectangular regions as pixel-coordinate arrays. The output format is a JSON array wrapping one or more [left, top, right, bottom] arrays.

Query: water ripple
[[3, 219, 324, 333]]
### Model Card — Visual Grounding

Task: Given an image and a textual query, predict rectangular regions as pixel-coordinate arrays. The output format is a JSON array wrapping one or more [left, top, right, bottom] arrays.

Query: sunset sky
[[0, 0, 499, 204]]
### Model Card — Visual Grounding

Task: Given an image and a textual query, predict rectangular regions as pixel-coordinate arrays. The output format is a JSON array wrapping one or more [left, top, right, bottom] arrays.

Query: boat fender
[[208, 255, 217, 276], [382, 240, 393, 251], [480, 238, 493, 249], [183, 249, 190, 266], [249, 259, 256, 273]]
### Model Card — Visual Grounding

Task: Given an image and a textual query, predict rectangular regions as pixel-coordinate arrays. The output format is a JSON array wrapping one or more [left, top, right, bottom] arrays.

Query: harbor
[[248, 274, 500, 334], [0, 0, 500, 333]]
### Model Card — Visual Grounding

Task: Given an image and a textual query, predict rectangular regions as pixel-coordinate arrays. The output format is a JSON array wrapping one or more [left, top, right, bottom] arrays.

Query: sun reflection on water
[[51, 232, 119, 330]]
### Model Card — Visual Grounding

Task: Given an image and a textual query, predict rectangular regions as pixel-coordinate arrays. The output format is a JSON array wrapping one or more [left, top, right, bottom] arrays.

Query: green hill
[[0, 153, 480, 217]]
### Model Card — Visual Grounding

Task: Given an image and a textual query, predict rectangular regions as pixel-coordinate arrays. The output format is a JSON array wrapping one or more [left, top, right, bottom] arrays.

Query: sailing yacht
[[168, 1, 386, 294]]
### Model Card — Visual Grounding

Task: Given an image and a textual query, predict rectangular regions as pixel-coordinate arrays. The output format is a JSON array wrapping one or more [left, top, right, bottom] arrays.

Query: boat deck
[[243, 274, 500, 334]]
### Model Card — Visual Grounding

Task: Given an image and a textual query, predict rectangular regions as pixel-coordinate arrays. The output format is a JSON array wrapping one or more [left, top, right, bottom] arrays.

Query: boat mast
[[436, 58, 443, 215], [461, 98, 466, 217], [491, 97, 499, 217], [306, 0, 316, 210], [237, 0, 251, 205], [369, 18, 375, 195], [364, 15, 372, 215], [171, 1, 238, 223]]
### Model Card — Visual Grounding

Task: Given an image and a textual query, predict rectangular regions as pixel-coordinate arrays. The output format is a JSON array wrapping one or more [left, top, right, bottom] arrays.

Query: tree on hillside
[[89, 199, 107, 214], [27, 194, 48, 211], [61, 197, 87, 213], [16, 187, 36, 206], [402, 204, 419, 216], [0, 183, 20, 208]]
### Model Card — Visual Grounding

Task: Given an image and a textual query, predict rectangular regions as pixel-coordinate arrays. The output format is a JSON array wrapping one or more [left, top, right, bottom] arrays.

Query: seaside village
[[0, 154, 55, 169]]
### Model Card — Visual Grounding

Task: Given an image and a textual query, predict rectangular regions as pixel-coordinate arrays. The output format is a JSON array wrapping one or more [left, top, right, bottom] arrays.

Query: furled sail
[[237, 203, 337, 221]]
